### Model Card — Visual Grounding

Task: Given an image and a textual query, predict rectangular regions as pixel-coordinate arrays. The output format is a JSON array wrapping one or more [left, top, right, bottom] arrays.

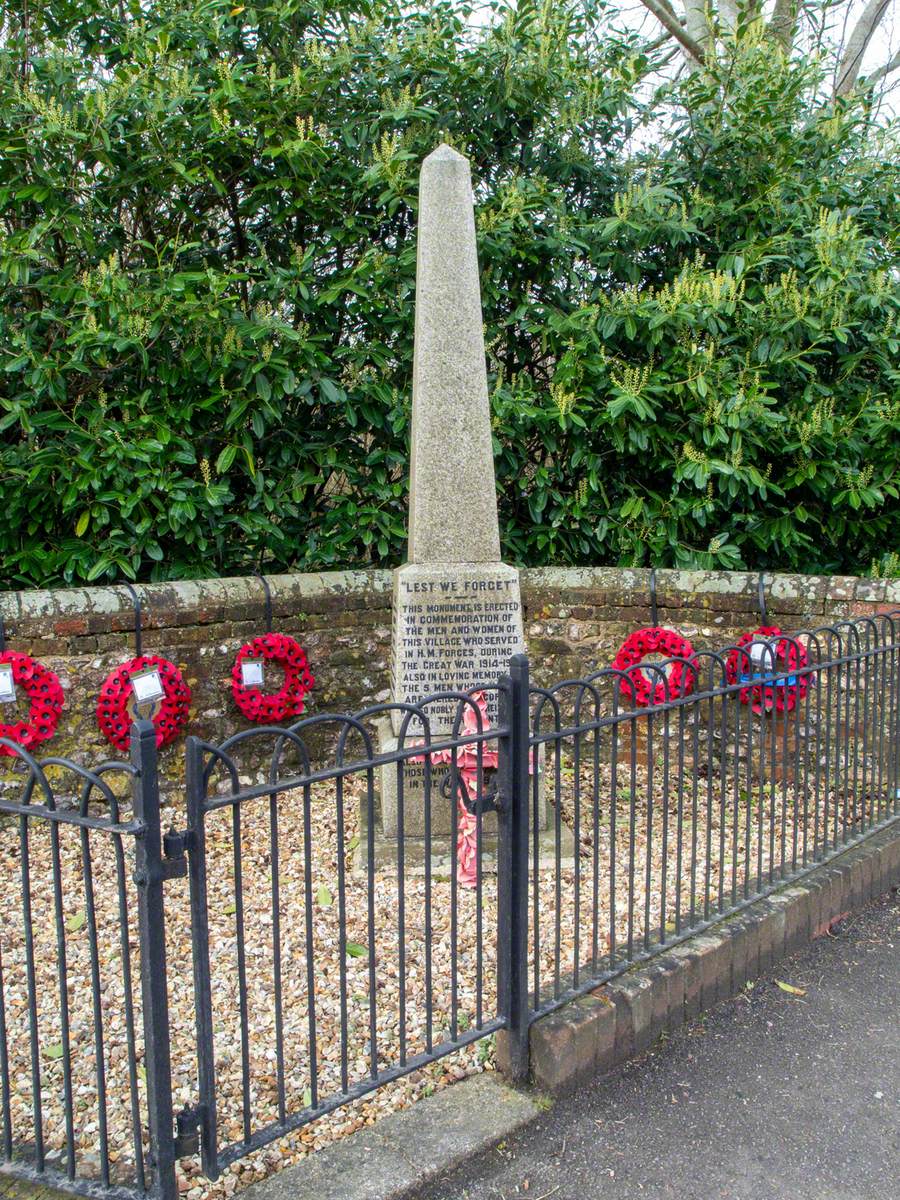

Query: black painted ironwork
[[0, 611, 897, 1200], [442, 765, 502, 815], [253, 574, 273, 634], [180, 685, 509, 1175], [0, 724, 176, 1200], [525, 608, 900, 1016], [123, 583, 143, 658]]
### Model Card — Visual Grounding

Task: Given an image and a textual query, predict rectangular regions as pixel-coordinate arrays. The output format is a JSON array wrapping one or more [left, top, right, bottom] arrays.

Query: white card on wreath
[[240, 659, 265, 688], [0, 663, 15, 704], [131, 667, 165, 705]]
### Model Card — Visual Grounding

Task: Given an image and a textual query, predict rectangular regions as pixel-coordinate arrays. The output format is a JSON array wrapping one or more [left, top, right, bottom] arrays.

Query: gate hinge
[[161, 827, 195, 880], [173, 1102, 205, 1159]]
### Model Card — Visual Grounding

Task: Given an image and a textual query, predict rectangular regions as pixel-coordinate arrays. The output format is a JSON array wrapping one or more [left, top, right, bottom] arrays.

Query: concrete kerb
[[240, 1074, 542, 1200], [528, 819, 900, 1095]]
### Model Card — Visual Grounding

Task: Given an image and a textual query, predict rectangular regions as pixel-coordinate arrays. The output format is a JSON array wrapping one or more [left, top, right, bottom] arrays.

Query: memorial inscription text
[[394, 575, 521, 702]]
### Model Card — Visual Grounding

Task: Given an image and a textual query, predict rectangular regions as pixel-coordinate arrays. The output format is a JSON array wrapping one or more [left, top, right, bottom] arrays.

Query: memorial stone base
[[377, 717, 550, 838], [366, 724, 565, 872]]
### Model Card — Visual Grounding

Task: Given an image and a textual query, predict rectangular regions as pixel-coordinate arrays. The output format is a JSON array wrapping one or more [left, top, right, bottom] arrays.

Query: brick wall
[[1, 568, 897, 799]]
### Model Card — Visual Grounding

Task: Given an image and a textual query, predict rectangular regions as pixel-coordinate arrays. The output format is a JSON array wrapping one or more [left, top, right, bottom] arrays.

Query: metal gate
[[175, 664, 529, 1181]]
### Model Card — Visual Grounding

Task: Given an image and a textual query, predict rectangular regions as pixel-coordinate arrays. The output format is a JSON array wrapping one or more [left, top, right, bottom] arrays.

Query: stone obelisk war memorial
[[379, 144, 528, 843]]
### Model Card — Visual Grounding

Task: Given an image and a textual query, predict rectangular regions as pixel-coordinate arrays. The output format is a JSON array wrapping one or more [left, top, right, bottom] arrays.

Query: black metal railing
[[0, 610, 896, 1200], [180, 688, 515, 1177], [527, 612, 900, 1016], [0, 722, 177, 1200]]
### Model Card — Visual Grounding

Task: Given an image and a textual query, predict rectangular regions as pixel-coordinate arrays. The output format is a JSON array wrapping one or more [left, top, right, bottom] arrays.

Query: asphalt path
[[421, 888, 900, 1200]]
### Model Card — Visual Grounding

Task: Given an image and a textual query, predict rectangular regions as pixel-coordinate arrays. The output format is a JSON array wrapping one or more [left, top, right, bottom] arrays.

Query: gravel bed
[[0, 723, 877, 1200]]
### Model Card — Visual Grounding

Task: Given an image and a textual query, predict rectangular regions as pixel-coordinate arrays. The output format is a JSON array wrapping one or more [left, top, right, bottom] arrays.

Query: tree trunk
[[835, 0, 892, 95]]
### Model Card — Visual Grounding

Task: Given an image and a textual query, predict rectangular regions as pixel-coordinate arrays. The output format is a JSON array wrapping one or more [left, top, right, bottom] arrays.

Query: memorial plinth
[[382, 562, 525, 837]]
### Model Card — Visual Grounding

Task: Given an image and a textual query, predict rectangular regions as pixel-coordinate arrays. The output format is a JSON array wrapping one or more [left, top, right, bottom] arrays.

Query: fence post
[[185, 734, 218, 1179], [497, 653, 530, 1082], [131, 719, 178, 1200]]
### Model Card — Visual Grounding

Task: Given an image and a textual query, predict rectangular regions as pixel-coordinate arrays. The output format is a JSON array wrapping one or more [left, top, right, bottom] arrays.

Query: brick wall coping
[[1, 567, 898, 641]]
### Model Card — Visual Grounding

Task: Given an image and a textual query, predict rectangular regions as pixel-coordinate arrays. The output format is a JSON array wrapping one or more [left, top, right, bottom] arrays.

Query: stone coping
[[2, 568, 896, 640], [240, 1073, 540, 1200]]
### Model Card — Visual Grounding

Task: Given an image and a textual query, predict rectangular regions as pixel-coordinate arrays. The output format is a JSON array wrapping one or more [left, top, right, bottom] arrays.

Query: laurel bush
[[1, 1, 897, 586]]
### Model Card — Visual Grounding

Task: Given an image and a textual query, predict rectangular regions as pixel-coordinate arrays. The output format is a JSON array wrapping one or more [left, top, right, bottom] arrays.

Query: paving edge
[[239, 1073, 541, 1200], [524, 818, 900, 1094]]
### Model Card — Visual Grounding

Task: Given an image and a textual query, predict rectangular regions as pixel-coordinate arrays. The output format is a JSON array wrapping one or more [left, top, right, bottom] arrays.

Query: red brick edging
[[521, 821, 900, 1094]]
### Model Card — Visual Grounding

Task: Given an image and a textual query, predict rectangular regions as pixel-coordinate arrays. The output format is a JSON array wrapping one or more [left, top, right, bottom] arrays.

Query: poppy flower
[[232, 634, 315, 724]]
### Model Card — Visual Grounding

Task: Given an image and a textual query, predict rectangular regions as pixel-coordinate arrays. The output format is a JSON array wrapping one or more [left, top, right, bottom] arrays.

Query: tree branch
[[638, 0, 705, 62], [835, 0, 891, 96], [857, 45, 900, 91], [767, 0, 798, 51]]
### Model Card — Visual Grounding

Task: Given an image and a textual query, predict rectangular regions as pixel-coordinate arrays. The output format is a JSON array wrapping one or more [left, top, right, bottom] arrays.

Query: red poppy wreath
[[611, 627, 699, 707], [725, 626, 809, 715], [231, 633, 314, 723], [96, 655, 191, 751], [0, 651, 65, 757]]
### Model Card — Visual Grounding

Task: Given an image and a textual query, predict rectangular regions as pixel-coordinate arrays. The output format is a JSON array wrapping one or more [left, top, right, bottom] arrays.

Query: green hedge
[[1, 1, 898, 586]]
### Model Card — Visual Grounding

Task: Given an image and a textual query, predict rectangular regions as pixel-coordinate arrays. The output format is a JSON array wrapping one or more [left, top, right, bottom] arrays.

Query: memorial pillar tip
[[408, 144, 501, 564]]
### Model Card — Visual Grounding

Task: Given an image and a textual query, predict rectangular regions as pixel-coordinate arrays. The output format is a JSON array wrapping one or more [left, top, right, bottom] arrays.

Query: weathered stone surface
[[691, 934, 728, 1010], [379, 720, 501, 839], [727, 917, 751, 993], [240, 1072, 539, 1200], [407, 145, 500, 565], [670, 944, 702, 1020], [647, 957, 678, 1041], [528, 991, 617, 1095], [528, 1010, 576, 1092], [389, 562, 523, 735], [608, 973, 654, 1056], [380, 146, 527, 838], [756, 900, 787, 973]]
